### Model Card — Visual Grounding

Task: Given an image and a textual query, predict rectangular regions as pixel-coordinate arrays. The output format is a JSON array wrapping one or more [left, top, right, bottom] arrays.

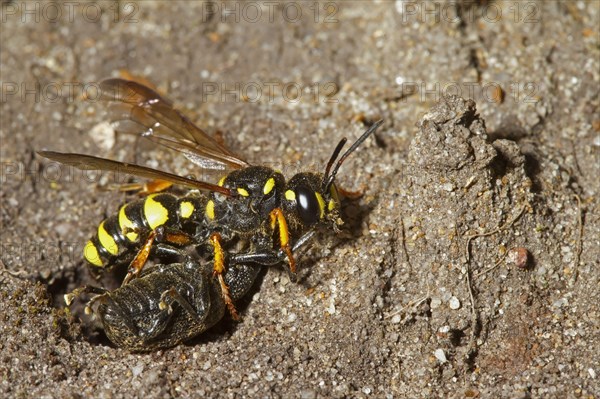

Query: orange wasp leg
[[209, 232, 239, 321], [269, 208, 296, 273], [122, 229, 192, 285], [122, 229, 158, 285], [116, 179, 174, 195], [337, 185, 365, 199]]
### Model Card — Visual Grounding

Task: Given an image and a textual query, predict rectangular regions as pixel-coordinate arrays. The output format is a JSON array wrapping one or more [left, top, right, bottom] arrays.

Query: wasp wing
[[38, 151, 232, 196], [99, 78, 249, 170]]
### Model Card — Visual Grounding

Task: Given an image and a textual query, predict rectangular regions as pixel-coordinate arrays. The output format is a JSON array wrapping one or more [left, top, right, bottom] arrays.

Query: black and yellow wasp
[[39, 79, 382, 349]]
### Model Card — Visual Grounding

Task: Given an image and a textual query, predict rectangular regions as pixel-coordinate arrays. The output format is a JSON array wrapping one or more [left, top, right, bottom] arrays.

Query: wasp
[[39, 78, 382, 339]]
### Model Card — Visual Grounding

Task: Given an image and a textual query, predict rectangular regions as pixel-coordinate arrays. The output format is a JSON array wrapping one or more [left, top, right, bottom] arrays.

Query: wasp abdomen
[[84, 193, 204, 268]]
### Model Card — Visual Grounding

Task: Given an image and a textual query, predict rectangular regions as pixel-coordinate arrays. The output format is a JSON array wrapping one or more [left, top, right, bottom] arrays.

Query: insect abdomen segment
[[84, 193, 203, 268]]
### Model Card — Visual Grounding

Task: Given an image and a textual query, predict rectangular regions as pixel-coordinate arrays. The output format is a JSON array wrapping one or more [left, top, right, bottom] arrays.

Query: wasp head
[[282, 120, 383, 231]]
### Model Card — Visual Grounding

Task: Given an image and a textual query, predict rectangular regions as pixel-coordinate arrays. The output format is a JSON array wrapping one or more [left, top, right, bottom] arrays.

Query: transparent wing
[[99, 78, 249, 170], [38, 151, 233, 196]]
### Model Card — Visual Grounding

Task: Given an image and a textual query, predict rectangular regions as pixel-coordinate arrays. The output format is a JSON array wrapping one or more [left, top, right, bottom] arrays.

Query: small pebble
[[89, 121, 115, 150], [300, 389, 316, 399], [507, 247, 530, 269], [449, 297, 461, 310], [131, 363, 144, 377], [434, 348, 447, 363], [430, 297, 442, 309], [552, 298, 568, 308]]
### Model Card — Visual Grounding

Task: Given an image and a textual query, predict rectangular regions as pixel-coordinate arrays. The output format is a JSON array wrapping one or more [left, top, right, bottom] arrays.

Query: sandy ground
[[1, 1, 599, 398]]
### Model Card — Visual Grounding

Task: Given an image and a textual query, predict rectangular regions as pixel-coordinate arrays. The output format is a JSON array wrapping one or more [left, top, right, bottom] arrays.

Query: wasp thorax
[[208, 166, 286, 232]]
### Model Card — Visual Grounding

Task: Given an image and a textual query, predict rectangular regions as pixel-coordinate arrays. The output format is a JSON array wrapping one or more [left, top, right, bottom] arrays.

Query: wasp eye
[[296, 185, 320, 225]]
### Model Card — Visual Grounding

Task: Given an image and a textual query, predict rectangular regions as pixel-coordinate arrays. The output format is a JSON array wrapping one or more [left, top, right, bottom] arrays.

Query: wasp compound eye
[[296, 185, 320, 225]]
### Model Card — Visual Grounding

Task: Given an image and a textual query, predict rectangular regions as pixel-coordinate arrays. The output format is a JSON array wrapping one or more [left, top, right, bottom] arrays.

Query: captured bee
[[40, 78, 383, 320], [65, 233, 315, 351], [67, 257, 258, 351]]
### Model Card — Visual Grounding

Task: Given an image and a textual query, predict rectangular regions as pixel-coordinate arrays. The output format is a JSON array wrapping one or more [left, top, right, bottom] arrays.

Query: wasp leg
[[228, 252, 280, 266], [152, 243, 191, 263], [269, 208, 295, 273], [208, 232, 239, 321], [123, 228, 193, 285], [162, 230, 193, 246], [337, 186, 364, 199], [291, 230, 316, 252], [230, 230, 316, 266], [122, 229, 159, 285], [110, 179, 173, 195]]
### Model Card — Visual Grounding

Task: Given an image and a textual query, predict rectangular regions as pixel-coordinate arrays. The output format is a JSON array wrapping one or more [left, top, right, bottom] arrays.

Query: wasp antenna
[[324, 137, 348, 181], [323, 119, 383, 191]]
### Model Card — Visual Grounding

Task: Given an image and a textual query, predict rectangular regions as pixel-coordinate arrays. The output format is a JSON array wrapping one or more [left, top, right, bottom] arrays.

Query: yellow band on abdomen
[[144, 194, 170, 230], [84, 240, 104, 267], [118, 204, 139, 242], [98, 221, 118, 256]]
